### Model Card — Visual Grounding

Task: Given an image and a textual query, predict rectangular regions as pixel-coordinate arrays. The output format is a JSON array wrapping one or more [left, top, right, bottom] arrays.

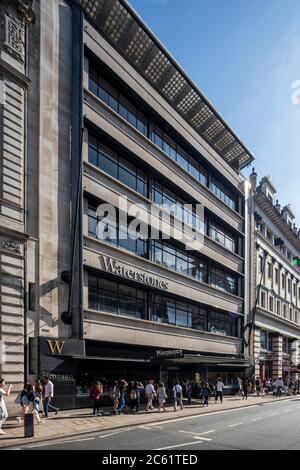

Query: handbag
[[14, 392, 21, 405]]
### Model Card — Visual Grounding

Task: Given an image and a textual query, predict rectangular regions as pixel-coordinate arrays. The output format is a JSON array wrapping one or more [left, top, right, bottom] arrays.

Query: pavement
[[1, 393, 297, 450]]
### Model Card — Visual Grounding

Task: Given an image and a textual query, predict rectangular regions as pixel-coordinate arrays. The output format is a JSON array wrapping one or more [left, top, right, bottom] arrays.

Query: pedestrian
[[157, 382, 167, 412], [274, 377, 284, 398], [35, 380, 45, 416], [0, 378, 12, 435], [130, 381, 144, 413], [26, 384, 42, 424], [44, 376, 59, 418], [116, 379, 127, 415], [173, 381, 183, 412], [17, 385, 29, 423], [90, 381, 103, 416], [185, 379, 193, 404], [255, 377, 261, 397], [215, 377, 225, 403], [265, 378, 271, 395], [235, 377, 243, 398], [202, 383, 211, 407], [112, 381, 120, 414], [242, 378, 249, 400], [145, 380, 156, 411]]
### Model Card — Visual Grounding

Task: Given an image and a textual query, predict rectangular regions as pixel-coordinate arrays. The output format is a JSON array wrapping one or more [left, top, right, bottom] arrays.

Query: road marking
[[154, 440, 204, 450], [150, 404, 261, 426], [27, 437, 95, 448], [283, 409, 291, 412], [270, 413, 279, 416], [193, 436, 212, 441], [99, 430, 129, 438], [178, 429, 215, 437], [228, 422, 243, 427], [252, 417, 262, 421]]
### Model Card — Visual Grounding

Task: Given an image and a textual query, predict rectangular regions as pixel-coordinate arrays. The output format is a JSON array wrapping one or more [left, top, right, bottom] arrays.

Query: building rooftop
[[76, 0, 255, 172]]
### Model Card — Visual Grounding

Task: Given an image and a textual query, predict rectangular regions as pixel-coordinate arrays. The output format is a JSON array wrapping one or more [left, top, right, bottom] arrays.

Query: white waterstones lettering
[[101, 256, 168, 290]]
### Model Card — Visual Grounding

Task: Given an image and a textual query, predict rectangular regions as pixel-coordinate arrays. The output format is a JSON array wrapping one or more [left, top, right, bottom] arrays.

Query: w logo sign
[[47, 340, 65, 355]]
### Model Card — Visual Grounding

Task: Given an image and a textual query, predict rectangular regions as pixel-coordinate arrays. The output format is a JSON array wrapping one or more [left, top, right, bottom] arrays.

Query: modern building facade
[[246, 172, 300, 381], [1, 0, 256, 409]]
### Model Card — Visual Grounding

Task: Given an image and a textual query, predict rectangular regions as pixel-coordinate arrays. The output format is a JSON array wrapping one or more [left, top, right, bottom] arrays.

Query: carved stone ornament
[[0, 237, 21, 253], [1, 11, 25, 63]]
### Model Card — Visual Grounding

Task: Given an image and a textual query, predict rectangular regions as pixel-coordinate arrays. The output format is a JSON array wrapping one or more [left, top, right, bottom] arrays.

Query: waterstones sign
[[100, 255, 168, 291]]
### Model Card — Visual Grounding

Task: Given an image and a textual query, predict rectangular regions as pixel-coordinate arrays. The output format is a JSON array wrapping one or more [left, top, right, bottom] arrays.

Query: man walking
[[215, 377, 224, 404], [173, 381, 183, 412], [44, 376, 59, 417], [274, 377, 284, 398], [145, 380, 156, 411]]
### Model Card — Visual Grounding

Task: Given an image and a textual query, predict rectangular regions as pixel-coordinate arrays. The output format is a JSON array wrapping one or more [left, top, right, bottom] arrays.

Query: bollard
[[24, 412, 34, 438]]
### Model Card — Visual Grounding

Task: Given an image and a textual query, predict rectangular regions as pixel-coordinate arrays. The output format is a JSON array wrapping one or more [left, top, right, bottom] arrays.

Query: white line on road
[[150, 404, 261, 426], [99, 430, 129, 438], [178, 429, 215, 437], [228, 423, 243, 427], [270, 413, 279, 416], [252, 417, 262, 421], [193, 436, 212, 441], [27, 437, 95, 448], [154, 440, 204, 450]]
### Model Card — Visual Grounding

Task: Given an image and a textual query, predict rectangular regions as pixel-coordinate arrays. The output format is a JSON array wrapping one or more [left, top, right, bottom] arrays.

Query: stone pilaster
[[273, 335, 283, 378]]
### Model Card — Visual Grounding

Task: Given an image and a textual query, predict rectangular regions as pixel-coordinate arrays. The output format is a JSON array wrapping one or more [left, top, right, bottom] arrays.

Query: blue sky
[[130, 0, 300, 221]]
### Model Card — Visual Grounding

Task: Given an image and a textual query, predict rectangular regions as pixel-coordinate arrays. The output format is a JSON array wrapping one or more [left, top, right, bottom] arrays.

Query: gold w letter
[[47, 340, 65, 354]]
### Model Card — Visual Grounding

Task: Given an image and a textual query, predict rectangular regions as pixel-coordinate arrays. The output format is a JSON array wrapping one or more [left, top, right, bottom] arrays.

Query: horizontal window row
[[259, 254, 300, 301], [87, 136, 238, 253], [88, 275, 239, 337], [260, 290, 300, 324], [88, 205, 239, 296], [88, 64, 239, 213]]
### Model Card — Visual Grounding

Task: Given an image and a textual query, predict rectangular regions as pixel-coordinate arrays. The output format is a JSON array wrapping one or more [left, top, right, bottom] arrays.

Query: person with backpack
[[90, 381, 103, 416], [215, 377, 225, 403], [130, 381, 144, 413], [173, 381, 183, 412], [0, 378, 12, 435]]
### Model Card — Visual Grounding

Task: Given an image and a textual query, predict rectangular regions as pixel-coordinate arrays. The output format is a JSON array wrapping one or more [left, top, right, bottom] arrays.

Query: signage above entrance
[[156, 349, 184, 358], [100, 255, 168, 291]]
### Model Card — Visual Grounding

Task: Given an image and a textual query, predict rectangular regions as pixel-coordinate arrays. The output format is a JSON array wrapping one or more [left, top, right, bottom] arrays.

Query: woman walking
[[116, 380, 127, 415], [157, 382, 167, 412], [112, 381, 120, 414], [35, 380, 44, 416], [27, 384, 42, 424], [90, 381, 103, 416], [0, 378, 12, 435]]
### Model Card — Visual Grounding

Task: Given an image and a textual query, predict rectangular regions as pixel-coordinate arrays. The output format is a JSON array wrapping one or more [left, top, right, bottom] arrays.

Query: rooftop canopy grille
[[76, 0, 255, 172]]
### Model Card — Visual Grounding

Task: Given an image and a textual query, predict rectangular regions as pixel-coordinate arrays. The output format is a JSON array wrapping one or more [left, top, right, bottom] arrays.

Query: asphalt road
[[7, 397, 300, 451]]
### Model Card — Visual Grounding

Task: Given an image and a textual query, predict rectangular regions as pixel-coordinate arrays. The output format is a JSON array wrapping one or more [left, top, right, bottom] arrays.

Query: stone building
[[0, 0, 34, 409], [246, 171, 300, 381]]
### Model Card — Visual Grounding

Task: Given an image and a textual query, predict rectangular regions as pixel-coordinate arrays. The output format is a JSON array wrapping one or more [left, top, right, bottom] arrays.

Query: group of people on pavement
[[253, 376, 298, 397], [1, 373, 299, 435], [0, 376, 59, 435]]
